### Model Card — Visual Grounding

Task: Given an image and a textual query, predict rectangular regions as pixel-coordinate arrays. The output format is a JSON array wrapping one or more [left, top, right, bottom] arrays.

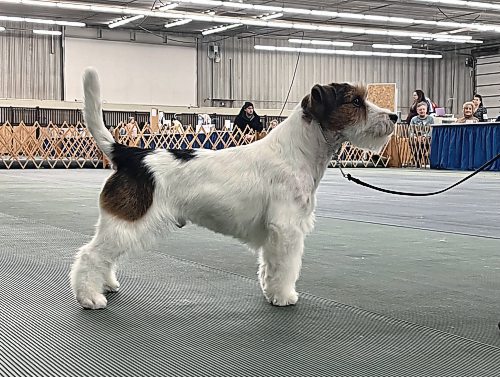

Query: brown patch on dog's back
[[100, 144, 155, 222]]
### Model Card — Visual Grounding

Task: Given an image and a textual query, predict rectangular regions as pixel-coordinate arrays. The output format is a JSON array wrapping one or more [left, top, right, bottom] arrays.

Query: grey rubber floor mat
[[1, 216, 500, 377]]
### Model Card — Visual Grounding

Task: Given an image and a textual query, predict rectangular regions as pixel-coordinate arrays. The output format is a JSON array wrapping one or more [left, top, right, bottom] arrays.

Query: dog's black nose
[[389, 113, 398, 123]]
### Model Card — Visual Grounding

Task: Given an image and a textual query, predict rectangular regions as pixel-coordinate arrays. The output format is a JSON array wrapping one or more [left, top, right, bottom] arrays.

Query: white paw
[[266, 290, 299, 306], [76, 292, 108, 309], [104, 280, 120, 293]]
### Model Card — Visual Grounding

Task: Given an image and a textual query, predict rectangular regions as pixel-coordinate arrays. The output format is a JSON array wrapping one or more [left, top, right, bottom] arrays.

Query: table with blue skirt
[[430, 122, 500, 171]]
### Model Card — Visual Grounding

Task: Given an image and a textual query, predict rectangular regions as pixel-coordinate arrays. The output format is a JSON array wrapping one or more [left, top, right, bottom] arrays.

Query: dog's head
[[301, 83, 397, 151]]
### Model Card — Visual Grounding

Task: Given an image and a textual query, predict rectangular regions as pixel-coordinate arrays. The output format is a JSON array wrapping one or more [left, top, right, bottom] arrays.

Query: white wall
[[64, 38, 197, 106]]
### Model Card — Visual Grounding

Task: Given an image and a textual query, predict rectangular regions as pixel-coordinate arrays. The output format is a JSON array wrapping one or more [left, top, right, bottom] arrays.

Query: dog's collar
[[318, 124, 337, 155]]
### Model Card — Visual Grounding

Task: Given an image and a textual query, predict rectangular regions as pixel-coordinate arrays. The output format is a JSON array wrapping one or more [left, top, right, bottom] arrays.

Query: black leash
[[337, 153, 500, 196]]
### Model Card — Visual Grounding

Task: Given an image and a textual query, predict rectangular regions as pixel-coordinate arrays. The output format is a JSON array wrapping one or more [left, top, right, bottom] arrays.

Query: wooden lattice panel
[[381, 123, 431, 168], [0, 120, 430, 169], [329, 142, 390, 168]]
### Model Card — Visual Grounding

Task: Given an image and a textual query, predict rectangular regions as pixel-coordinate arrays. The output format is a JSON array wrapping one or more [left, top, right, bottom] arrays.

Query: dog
[[70, 68, 397, 309]]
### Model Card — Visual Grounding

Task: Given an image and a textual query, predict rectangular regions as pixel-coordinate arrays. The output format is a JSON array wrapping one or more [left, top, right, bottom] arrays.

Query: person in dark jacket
[[472, 94, 488, 122], [233, 102, 263, 133]]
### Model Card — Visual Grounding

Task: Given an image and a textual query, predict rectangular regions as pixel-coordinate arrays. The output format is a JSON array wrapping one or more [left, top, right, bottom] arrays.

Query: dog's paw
[[104, 279, 120, 293], [76, 292, 108, 309], [267, 290, 299, 307]]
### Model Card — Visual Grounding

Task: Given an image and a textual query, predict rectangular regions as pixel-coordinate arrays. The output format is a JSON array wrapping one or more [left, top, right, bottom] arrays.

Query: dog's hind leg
[[70, 213, 152, 309], [258, 222, 304, 306]]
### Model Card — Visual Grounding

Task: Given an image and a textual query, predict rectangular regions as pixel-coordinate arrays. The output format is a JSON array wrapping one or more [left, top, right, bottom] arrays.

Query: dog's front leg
[[258, 223, 304, 306]]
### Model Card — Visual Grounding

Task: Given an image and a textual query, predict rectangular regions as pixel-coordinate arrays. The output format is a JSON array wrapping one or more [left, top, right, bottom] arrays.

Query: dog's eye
[[352, 98, 362, 108]]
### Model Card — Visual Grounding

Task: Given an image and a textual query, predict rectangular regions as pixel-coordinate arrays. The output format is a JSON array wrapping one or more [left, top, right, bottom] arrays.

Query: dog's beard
[[342, 120, 394, 153], [351, 135, 391, 153]]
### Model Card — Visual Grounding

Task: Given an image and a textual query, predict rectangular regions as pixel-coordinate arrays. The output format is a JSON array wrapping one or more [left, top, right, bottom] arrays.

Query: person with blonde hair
[[269, 119, 279, 130], [456, 102, 479, 124]]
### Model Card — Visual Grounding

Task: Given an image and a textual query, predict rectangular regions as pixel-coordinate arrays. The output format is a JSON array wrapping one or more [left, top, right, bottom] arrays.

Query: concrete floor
[[1, 168, 499, 376]]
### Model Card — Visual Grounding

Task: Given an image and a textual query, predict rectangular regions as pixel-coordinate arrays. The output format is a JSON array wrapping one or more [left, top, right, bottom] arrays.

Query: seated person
[[472, 94, 488, 122], [409, 101, 434, 168], [410, 101, 435, 128], [269, 119, 279, 130], [456, 102, 479, 124], [124, 117, 138, 146], [171, 114, 184, 132], [196, 113, 213, 133], [233, 102, 263, 133]]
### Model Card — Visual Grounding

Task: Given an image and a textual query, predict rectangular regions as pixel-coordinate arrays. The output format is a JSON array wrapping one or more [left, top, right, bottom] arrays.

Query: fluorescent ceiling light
[[0, 15, 85, 27], [434, 38, 467, 44], [253, 5, 283, 12], [261, 13, 283, 20], [202, 23, 242, 35], [158, 3, 179, 11], [33, 29, 62, 35], [289, 38, 353, 47], [4, 0, 498, 34], [108, 14, 144, 29], [0, 0, 487, 41], [372, 43, 413, 50], [433, 37, 483, 43], [165, 18, 192, 28], [171, 0, 500, 33], [282, 7, 312, 15], [56, 3, 90, 10], [255, 45, 442, 59]]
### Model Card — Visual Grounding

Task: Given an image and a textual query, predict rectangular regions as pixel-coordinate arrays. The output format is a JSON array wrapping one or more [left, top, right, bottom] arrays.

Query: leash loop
[[338, 153, 500, 197]]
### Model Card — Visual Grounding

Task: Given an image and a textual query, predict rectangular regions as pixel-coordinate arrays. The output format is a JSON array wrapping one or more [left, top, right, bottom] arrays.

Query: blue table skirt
[[430, 123, 500, 171]]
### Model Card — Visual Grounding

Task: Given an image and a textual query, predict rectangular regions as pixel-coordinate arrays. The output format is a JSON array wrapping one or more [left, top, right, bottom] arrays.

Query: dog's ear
[[307, 84, 338, 122]]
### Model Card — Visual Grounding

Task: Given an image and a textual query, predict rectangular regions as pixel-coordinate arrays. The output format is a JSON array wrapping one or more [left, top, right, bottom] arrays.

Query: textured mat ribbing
[[1, 216, 500, 376]]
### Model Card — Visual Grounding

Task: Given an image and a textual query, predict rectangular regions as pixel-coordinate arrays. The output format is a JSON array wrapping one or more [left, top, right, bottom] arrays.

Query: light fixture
[[202, 23, 242, 35], [416, 36, 483, 44], [108, 14, 144, 29], [261, 13, 283, 20], [255, 45, 442, 59], [164, 18, 192, 28], [33, 29, 62, 35], [289, 38, 353, 47], [158, 3, 179, 11], [170, 0, 500, 33], [142, 12, 483, 42], [372, 43, 413, 50], [0, 15, 85, 27], [434, 37, 483, 44], [0, 26, 5, 31], [0, 0, 486, 42]]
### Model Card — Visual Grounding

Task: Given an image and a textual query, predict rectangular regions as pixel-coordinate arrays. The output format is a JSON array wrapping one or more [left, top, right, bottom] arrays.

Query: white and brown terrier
[[70, 68, 397, 309]]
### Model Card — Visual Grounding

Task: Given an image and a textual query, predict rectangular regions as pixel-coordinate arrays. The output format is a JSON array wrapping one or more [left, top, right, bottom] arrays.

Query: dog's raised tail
[[82, 68, 115, 157]]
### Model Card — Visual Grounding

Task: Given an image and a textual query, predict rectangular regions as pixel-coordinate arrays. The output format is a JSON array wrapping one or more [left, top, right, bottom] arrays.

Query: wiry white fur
[[343, 100, 396, 152], [82, 68, 115, 157], [70, 68, 395, 309]]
